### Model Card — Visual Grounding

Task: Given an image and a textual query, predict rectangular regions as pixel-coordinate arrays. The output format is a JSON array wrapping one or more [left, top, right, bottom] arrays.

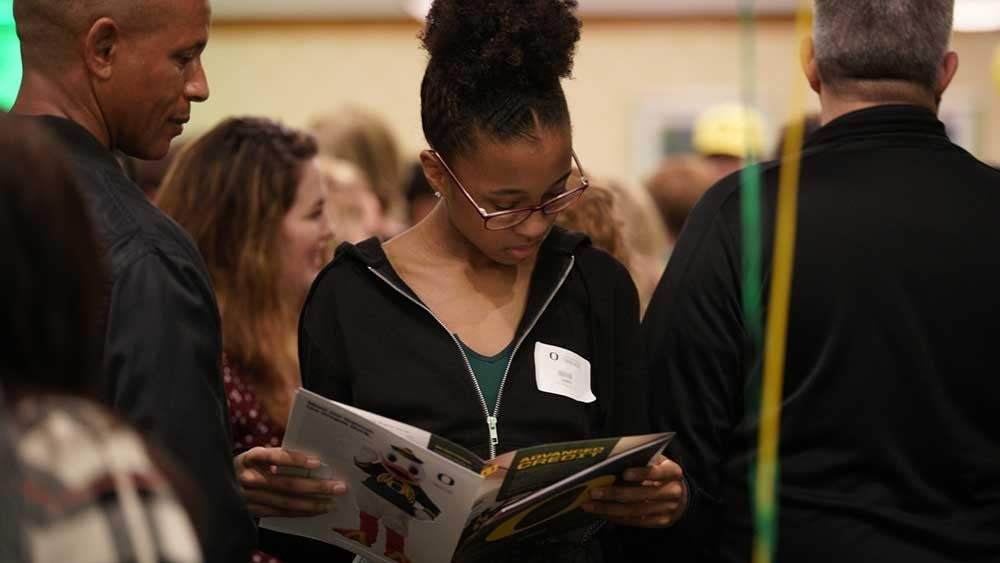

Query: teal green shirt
[[458, 338, 515, 413]]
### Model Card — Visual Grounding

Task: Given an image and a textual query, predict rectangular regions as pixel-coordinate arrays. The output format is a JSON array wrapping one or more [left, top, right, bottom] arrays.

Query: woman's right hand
[[234, 447, 348, 518]]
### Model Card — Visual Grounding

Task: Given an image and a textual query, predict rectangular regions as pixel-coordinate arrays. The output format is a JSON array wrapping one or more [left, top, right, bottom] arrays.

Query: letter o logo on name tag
[[534, 342, 596, 403]]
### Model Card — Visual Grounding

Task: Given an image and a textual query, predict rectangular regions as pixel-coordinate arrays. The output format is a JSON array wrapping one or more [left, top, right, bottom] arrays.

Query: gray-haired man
[[639, 1, 1000, 561], [10, 1, 255, 561]]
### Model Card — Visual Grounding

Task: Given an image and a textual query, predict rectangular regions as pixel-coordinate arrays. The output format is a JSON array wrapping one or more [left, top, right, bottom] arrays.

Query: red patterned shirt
[[222, 354, 284, 563], [223, 354, 285, 451]]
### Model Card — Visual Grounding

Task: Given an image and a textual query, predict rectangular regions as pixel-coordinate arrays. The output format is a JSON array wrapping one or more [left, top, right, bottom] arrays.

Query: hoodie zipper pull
[[487, 416, 499, 446]]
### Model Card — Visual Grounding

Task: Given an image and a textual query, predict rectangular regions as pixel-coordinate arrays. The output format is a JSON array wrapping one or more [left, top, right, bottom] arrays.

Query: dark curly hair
[[420, 0, 582, 158]]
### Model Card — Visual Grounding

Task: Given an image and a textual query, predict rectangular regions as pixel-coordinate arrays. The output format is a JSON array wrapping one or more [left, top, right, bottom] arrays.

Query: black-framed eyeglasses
[[430, 149, 590, 231]]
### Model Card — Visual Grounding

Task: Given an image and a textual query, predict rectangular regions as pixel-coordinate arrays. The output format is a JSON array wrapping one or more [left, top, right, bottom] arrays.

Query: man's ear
[[801, 36, 821, 94], [935, 51, 959, 100], [83, 17, 120, 80], [419, 150, 449, 198]]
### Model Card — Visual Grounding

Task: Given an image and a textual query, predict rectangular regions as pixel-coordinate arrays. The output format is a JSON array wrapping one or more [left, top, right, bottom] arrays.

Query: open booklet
[[261, 388, 673, 563]]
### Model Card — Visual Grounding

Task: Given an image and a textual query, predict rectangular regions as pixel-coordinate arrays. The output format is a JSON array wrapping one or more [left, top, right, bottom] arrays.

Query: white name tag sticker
[[534, 342, 596, 404]]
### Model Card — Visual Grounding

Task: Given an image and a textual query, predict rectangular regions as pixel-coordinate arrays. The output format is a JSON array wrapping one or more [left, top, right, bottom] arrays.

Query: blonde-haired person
[[157, 117, 352, 563], [560, 170, 669, 317], [555, 184, 632, 270], [317, 157, 384, 246], [309, 106, 407, 236], [604, 180, 670, 317]]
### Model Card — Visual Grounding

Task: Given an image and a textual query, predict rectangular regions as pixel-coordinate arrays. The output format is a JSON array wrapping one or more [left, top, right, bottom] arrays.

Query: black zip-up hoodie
[[299, 226, 647, 461], [296, 227, 647, 562]]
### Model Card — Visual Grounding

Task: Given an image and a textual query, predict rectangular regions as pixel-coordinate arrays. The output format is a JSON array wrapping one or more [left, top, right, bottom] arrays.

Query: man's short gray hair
[[14, 0, 157, 67], [813, 0, 954, 91]]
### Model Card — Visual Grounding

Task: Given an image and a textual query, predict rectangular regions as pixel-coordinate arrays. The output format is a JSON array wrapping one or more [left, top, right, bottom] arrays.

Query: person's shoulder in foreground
[[11, 396, 202, 563]]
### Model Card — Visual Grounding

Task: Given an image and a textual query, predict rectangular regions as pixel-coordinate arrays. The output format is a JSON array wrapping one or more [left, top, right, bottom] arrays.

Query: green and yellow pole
[[740, 2, 813, 562]]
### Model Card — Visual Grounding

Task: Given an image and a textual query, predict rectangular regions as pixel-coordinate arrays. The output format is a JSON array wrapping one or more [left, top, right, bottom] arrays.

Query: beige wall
[[190, 19, 1000, 185]]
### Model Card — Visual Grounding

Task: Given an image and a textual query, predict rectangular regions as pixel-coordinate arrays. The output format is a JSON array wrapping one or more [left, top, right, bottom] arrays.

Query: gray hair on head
[[813, 0, 954, 92], [13, 0, 158, 67]]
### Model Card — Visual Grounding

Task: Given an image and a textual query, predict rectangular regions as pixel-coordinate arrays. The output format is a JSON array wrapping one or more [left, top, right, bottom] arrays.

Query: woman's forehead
[[293, 159, 325, 202], [454, 134, 573, 193]]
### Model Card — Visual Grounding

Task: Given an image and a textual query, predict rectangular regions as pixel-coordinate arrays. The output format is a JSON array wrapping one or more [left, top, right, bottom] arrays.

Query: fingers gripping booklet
[[261, 389, 673, 563]]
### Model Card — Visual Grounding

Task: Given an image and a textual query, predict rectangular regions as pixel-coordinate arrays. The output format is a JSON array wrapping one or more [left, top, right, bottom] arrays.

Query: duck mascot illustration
[[335, 444, 441, 563]]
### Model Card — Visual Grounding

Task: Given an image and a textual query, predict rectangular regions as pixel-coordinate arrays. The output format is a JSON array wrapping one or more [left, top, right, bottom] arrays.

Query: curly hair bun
[[421, 0, 581, 93]]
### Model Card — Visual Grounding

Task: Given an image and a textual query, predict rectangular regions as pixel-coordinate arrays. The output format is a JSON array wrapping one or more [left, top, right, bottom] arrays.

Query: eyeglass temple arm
[[431, 150, 488, 214], [571, 150, 589, 186]]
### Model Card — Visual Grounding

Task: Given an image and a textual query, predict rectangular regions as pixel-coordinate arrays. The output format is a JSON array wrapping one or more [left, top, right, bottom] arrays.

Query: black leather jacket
[[29, 115, 256, 563]]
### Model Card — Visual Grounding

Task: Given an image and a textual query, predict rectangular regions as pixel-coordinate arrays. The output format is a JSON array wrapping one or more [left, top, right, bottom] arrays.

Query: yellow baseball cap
[[692, 103, 767, 159]]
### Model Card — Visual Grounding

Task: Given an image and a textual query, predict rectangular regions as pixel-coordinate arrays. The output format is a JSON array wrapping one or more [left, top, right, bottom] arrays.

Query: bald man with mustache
[[11, 1, 255, 560]]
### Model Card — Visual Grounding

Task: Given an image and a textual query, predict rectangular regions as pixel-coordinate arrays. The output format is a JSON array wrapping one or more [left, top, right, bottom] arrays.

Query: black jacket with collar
[[23, 115, 256, 563], [640, 105, 1000, 562], [300, 226, 648, 461]]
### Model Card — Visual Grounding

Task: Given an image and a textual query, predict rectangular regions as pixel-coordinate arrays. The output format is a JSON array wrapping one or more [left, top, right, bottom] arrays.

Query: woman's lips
[[507, 243, 539, 260]]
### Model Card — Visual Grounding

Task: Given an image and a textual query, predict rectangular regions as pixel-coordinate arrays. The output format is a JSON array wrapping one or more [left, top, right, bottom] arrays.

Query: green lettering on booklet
[[496, 438, 616, 501]]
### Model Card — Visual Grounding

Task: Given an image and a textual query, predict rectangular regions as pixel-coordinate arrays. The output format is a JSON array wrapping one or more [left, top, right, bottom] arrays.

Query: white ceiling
[[210, 0, 802, 20]]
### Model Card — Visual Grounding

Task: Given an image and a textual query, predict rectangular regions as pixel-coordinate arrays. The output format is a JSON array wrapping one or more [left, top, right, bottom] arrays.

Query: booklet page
[[261, 390, 483, 563]]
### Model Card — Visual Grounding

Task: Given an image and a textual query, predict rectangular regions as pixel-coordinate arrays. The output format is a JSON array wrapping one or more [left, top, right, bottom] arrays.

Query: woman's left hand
[[582, 455, 688, 528]]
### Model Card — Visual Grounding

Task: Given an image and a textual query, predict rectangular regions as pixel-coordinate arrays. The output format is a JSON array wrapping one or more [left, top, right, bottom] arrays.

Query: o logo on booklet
[[549, 352, 559, 361], [485, 474, 616, 542]]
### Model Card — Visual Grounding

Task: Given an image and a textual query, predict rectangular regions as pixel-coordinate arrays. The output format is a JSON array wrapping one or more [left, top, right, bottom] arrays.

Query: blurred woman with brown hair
[[157, 117, 351, 562], [159, 117, 332, 446]]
